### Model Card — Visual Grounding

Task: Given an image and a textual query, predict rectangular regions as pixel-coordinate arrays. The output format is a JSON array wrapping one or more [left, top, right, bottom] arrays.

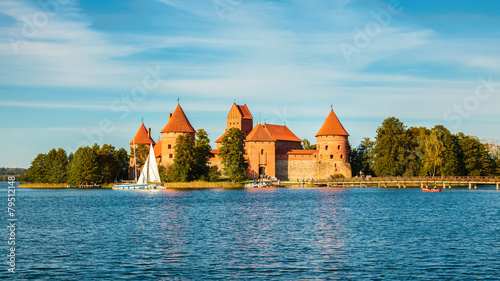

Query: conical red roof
[[161, 105, 196, 133], [129, 123, 156, 145], [315, 110, 349, 137]]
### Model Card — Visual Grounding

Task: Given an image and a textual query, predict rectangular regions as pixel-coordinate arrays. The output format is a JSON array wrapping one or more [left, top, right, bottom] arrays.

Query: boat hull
[[112, 184, 165, 190], [422, 189, 442, 192]]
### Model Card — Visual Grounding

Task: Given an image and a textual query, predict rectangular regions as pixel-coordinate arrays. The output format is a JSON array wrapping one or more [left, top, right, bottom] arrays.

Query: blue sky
[[1, 0, 500, 168]]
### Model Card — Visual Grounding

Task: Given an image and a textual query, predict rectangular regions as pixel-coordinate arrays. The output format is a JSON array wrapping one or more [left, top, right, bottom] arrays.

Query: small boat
[[245, 182, 268, 188], [422, 188, 442, 192], [113, 143, 165, 190]]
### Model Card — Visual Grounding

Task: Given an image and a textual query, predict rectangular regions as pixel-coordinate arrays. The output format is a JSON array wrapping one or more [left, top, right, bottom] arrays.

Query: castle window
[[338, 145, 341, 150], [169, 154, 173, 159], [168, 144, 172, 149], [325, 145, 328, 150], [340, 154, 343, 159], [335, 163, 337, 167], [261, 149, 264, 155], [330, 155, 333, 159]]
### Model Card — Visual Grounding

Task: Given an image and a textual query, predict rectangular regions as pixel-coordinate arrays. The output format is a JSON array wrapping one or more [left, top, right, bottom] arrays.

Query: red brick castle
[[130, 103, 352, 180]]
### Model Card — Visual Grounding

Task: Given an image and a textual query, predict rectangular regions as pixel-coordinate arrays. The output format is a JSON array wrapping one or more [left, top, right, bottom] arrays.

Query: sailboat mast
[[133, 140, 137, 181], [146, 145, 150, 184]]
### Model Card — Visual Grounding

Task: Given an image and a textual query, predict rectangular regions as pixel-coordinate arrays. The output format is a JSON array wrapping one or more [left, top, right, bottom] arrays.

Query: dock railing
[[314, 176, 500, 190]]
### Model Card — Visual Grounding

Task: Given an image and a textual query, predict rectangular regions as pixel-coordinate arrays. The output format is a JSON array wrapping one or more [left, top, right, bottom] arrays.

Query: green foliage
[[218, 127, 248, 183], [372, 117, 409, 176], [68, 146, 100, 184], [302, 139, 316, 150], [25, 143, 128, 184], [456, 133, 493, 176], [25, 153, 48, 182], [170, 133, 196, 182], [367, 118, 497, 177], [193, 129, 215, 180], [350, 137, 375, 176], [170, 129, 215, 182], [0, 168, 27, 176], [134, 143, 149, 169]]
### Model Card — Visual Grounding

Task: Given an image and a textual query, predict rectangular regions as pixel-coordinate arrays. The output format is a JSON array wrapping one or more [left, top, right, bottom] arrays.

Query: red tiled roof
[[215, 131, 226, 143], [237, 104, 253, 119], [153, 139, 162, 158], [161, 105, 196, 133], [246, 124, 302, 142], [246, 124, 275, 141], [265, 124, 302, 142], [210, 149, 219, 154], [129, 123, 156, 145], [315, 109, 349, 137], [287, 149, 316, 155]]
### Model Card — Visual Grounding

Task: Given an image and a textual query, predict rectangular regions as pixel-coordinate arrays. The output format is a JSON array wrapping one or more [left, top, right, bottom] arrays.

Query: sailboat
[[113, 143, 164, 190]]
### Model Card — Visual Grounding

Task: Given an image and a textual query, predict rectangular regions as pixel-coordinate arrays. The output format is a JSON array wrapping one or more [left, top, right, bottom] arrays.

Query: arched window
[[340, 154, 343, 159], [338, 145, 341, 150], [325, 145, 329, 150], [261, 149, 264, 155], [330, 155, 333, 159], [168, 144, 171, 149], [169, 154, 173, 159]]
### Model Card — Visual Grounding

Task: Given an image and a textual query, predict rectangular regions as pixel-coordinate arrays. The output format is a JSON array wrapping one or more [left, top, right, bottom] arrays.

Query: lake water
[[1, 183, 499, 280]]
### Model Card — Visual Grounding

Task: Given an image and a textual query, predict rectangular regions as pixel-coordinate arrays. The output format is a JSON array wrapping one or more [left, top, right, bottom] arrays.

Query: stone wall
[[276, 159, 352, 181]]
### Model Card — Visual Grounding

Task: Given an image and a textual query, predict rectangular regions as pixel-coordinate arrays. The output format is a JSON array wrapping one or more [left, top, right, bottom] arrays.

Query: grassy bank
[[19, 183, 69, 188]]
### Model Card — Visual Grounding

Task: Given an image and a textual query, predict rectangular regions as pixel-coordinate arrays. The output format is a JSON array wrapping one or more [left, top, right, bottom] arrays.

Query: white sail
[[147, 143, 161, 183], [137, 143, 161, 184]]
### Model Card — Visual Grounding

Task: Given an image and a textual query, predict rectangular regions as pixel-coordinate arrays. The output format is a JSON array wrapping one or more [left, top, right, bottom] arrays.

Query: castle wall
[[160, 131, 194, 167], [246, 141, 275, 178], [277, 159, 352, 181]]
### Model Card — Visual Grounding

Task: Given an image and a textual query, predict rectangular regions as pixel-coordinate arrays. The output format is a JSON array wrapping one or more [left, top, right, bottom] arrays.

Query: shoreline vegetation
[[18, 181, 244, 189]]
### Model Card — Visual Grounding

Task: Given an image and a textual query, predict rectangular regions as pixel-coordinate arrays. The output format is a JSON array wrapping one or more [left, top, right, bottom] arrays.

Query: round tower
[[315, 108, 351, 177]]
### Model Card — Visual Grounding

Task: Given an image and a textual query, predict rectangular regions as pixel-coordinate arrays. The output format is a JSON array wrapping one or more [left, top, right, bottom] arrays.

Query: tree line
[[350, 117, 500, 177], [0, 168, 27, 181], [24, 144, 129, 184]]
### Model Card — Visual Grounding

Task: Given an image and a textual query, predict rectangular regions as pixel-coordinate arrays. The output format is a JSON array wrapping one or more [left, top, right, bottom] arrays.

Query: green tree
[[45, 148, 69, 183], [422, 128, 446, 177], [218, 127, 248, 183], [114, 148, 129, 182], [68, 146, 100, 184], [302, 139, 316, 150], [456, 133, 492, 176], [25, 153, 48, 182], [98, 144, 118, 183], [171, 133, 196, 182], [350, 138, 374, 176], [193, 129, 215, 181], [435, 125, 460, 176], [372, 117, 409, 176]]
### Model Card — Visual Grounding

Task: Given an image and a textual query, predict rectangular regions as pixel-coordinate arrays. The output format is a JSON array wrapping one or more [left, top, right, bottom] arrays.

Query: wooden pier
[[320, 176, 500, 190]]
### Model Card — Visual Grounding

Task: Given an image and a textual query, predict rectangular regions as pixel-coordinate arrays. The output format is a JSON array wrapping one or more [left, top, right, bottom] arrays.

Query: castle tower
[[159, 104, 195, 167], [215, 103, 253, 148], [245, 123, 302, 178], [129, 122, 156, 179], [315, 108, 351, 177]]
